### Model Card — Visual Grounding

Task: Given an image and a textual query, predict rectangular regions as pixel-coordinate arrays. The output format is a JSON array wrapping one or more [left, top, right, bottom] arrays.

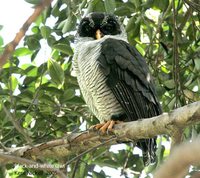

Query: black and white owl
[[72, 12, 162, 164]]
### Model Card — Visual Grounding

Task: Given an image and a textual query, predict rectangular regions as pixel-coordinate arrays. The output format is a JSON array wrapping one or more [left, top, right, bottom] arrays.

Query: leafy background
[[0, 0, 199, 177]]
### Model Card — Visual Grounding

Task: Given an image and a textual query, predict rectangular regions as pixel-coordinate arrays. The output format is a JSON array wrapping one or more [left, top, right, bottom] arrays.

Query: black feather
[[98, 38, 162, 164]]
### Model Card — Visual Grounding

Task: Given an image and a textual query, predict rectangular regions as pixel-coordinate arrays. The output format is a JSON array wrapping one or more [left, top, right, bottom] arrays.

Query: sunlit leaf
[[0, 36, 4, 46], [8, 75, 18, 91], [14, 47, 32, 57]]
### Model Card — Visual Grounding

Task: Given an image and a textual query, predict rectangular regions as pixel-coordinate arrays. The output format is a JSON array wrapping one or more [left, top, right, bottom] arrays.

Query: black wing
[[98, 38, 162, 164]]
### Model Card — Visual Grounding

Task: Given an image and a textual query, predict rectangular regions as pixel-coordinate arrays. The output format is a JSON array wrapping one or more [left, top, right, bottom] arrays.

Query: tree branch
[[0, 0, 52, 67], [3, 101, 199, 161], [154, 138, 200, 178], [0, 101, 199, 177], [183, 0, 200, 13], [3, 105, 33, 144]]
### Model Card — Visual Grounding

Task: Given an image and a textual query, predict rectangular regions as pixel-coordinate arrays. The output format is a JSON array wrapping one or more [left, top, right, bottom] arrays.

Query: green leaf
[[136, 44, 145, 56], [23, 114, 32, 128], [8, 75, 18, 91], [25, 0, 40, 5], [153, 0, 169, 10], [31, 26, 40, 34], [52, 1, 60, 17], [86, 0, 105, 13], [194, 59, 200, 71], [47, 35, 56, 47], [62, 14, 77, 34], [115, 6, 132, 16], [104, 0, 116, 13], [40, 26, 51, 39], [0, 25, 3, 31], [14, 47, 32, 57], [23, 76, 37, 86], [126, 16, 140, 39], [131, 0, 142, 9], [164, 79, 175, 89], [126, 16, 136, 32], [26, 36, 41, 50], [61, 89, 75, 102], [24, 66, 38, 77], [0, 36, 4, 46], [53, 43, 73, 56], [48, 59, 64, 87]]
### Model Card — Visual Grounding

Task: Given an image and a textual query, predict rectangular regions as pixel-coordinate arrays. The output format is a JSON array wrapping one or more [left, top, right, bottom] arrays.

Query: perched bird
[[72, 12, 162, 164]]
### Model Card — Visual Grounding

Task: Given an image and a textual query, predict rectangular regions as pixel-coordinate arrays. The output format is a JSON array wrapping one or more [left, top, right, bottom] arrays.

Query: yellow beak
[[95, 29, 103, 40]]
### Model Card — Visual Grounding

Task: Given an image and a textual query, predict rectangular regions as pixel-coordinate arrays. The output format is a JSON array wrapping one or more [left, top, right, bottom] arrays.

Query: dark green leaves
[[104, 0, 116, 13], [40, 26, 51, 39], [62, 14, 77, 34], [47, 59, 64, 87], [52, 43, 73, 56], [25, 35, 41, 50]]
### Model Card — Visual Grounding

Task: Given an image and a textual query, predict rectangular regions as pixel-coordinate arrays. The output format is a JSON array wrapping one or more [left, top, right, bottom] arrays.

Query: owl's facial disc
[[78, 12, 122, 40]]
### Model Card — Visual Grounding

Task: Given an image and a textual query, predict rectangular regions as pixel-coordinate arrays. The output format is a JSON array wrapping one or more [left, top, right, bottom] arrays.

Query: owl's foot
[[90, 120, 121, 133]]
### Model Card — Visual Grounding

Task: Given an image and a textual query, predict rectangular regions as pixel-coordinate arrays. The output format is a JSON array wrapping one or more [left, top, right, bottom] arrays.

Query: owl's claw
[[89, 120, 122, 134]]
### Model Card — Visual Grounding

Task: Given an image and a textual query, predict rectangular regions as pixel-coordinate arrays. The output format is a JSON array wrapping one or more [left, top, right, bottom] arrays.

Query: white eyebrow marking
[[101, 15, 109, 26], [88, 17, 95, 27]]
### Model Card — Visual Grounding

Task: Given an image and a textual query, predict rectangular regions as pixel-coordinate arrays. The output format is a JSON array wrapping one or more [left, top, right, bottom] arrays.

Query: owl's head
[[77, 12, 126, 40]]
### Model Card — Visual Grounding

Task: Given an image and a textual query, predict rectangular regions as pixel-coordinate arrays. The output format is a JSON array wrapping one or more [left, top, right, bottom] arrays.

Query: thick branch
[[154, 139, 200, 178], [4, 101, 200, 161], [113, 100, 200, 141], [0, 0, 52, 67]]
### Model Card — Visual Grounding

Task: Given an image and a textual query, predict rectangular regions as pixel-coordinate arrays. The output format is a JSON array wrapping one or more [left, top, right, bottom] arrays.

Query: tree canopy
[[0, 0, 200, 177]]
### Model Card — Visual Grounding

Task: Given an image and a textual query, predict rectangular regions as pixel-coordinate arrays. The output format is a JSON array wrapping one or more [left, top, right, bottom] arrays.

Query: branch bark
[[1, 101, 199, 161], [154, 139, 200, 178]]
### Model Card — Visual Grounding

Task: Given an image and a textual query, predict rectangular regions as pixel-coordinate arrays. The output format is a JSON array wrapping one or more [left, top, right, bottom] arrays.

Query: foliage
[[0, 0, 199, 177]]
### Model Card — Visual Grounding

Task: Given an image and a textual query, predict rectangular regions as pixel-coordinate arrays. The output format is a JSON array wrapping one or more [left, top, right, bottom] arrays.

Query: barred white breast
[[72, 37, 124, 122]]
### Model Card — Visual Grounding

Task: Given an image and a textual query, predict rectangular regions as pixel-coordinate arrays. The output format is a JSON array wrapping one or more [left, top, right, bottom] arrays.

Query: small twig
[[65, 136, 117, 166], [0, 153, 66, 178], [172, 0, 186, 108], [183, 0, 200, 13], [19, 64, 45, 122], [71, 159, 80, 178], [0, 0, 53, 67], [3, 105, 32, 144], [121, 149, 131, 176], [0, 142, 8, 152], [144, 1, 172, 59], [178, 6, 192, 32]]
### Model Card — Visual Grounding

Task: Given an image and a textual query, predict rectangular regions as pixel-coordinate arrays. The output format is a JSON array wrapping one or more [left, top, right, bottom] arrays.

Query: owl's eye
[[101, 19, 118, 34], [81, 20, 93, 33]]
